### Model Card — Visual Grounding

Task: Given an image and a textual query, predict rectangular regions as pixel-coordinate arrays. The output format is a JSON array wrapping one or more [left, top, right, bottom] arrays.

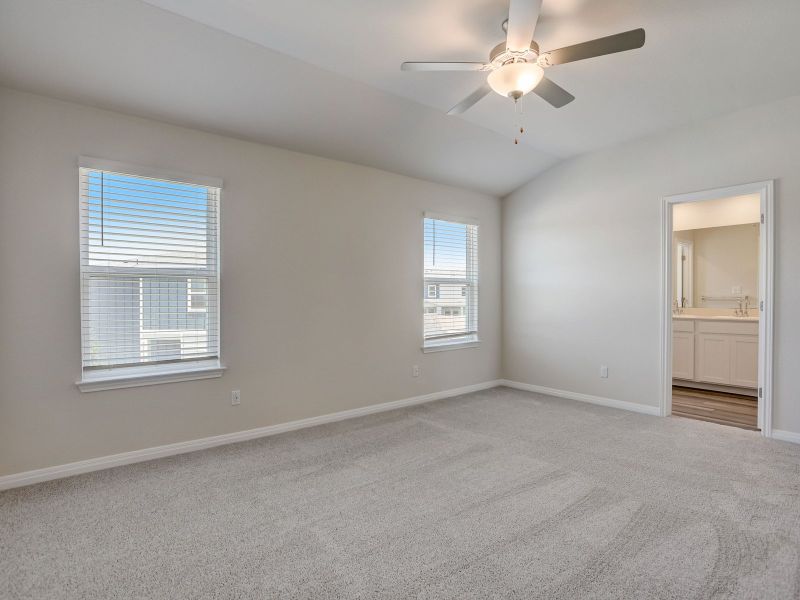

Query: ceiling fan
[[401, 0, 645, 116]]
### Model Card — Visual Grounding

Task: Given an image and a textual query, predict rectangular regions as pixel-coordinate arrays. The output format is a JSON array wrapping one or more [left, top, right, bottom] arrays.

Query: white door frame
[[659, 180, 774, 436]]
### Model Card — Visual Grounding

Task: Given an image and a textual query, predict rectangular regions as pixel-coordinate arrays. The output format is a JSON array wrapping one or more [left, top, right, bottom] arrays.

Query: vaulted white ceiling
[[1, 0, 799, 195]]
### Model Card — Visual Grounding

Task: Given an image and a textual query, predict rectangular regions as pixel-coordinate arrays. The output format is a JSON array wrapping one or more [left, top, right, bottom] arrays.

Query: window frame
[[76, 157, 225, 392], [422, 212, 479, 353]]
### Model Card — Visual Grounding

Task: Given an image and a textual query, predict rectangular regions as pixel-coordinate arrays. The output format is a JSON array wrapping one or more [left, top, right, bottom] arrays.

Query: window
[[187, 278, 208, 312], [423, 214, 478, 350], [78, 158, 223, 390]]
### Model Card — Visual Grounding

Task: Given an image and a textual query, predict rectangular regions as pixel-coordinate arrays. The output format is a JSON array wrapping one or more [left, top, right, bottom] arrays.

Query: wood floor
[[672, 386, 758, 431]]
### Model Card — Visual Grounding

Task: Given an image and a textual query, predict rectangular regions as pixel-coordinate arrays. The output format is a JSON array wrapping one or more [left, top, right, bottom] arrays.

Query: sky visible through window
[[423, 218, 467, 275], [86, 171, 210, 268]]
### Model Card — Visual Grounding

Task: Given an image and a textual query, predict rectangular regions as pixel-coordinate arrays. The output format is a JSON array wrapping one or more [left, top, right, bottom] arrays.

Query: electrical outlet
[[231, 390, 241, 405], [412, 365, 420, 378], [600, 366, 609, 379]]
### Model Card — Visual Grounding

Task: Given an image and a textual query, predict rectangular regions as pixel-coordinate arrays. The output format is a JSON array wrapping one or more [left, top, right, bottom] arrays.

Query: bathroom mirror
[[675, 241, 692, 308], [673, 223, 759, 309]]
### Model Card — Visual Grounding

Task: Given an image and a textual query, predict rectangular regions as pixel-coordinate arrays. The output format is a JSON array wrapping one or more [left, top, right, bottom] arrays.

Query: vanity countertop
[[673, 314, 758, 322]]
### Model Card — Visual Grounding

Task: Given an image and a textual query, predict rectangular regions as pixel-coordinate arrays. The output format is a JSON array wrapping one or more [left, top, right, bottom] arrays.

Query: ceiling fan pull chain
[[513, 98, 525, 144]]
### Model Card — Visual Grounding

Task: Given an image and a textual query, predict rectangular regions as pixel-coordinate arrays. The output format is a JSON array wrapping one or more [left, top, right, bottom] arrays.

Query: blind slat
[[80, 184, 216, 207], [81, 216, 216, 233]]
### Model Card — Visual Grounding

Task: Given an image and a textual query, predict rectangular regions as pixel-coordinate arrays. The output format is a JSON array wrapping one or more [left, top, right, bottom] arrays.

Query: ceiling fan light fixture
[[487, 61, 544, 99]]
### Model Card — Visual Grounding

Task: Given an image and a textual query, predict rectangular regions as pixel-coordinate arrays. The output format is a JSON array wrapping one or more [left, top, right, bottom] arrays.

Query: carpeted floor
[[2, 386, 800, 599]]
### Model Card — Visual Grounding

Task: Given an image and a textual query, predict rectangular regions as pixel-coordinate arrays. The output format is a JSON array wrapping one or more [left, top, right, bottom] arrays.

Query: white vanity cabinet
[[672, 318, 758, 389], [671, 320, 695, 380], [695, 331, 731, 384], [729, 335, 759, 388]]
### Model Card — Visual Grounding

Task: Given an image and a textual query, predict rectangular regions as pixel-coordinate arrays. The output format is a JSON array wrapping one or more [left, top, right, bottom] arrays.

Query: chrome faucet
[[735, 296, 750, 317]]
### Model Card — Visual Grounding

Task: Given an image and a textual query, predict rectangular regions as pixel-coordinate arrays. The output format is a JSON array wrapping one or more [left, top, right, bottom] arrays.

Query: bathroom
[[671, 193, 761, 430]]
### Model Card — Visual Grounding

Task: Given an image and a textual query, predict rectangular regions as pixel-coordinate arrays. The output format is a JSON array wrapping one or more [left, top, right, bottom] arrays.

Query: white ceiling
[[2, 1, 800, 196]]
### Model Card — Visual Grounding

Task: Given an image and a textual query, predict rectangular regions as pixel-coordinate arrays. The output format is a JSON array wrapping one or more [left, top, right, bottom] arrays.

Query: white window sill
[[77, 360, 225, 392], [422, 339, 480, 353]]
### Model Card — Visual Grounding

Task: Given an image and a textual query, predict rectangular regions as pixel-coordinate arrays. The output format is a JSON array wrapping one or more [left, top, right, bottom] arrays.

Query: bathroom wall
[[673, 194, 760, 230]]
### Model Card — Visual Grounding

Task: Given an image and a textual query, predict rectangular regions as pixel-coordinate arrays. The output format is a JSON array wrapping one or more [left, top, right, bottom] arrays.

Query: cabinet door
[[695, 334, 731, 385], [730, 335, 758, 388], [672, 331, 695, 380]]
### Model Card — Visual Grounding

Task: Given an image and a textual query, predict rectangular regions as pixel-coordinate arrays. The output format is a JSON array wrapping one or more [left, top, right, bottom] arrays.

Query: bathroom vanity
[[672, 315, 758, 390]]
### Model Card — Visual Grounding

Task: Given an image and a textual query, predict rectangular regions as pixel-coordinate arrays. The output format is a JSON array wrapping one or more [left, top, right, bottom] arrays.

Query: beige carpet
[[2, 386, 800, 599]]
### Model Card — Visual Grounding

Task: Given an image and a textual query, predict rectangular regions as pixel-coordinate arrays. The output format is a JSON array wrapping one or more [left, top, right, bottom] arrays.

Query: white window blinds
[[423, 215, 478, 347], [79, 163, 220, 372]]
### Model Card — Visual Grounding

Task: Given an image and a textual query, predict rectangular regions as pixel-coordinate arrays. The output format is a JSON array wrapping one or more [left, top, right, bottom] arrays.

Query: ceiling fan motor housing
[[489, 40, 540, 68]]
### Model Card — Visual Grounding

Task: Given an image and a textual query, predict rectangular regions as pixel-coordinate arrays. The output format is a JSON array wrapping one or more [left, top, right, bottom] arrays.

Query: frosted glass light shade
[[487, 62, 544, 98]]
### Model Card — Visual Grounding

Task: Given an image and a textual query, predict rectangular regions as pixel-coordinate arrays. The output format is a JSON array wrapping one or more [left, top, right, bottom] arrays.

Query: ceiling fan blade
[[506, 0, 543, 51], [447, 84, 492, 115], [532, 77, 575, 108], [401, 62, 487, 72], [541, 28, 645, 66]]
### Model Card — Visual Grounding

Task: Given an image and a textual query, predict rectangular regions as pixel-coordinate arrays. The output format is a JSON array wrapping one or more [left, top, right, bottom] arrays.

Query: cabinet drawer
[[672, 319, 695, 333], [696, 320, 758, 336]]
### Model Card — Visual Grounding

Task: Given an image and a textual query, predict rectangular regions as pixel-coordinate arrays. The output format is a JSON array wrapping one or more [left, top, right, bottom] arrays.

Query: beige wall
[[692, 224, 759, 307], [503, 95, 800, 436], [0, 87, 502, 476], [673, 194, 760, 231]]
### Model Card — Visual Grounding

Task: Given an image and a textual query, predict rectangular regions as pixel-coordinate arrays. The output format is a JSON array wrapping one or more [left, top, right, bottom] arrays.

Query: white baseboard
[[771, 429, 800, 445], [499, 380, 661, 416], [0, 380, 502, 491]]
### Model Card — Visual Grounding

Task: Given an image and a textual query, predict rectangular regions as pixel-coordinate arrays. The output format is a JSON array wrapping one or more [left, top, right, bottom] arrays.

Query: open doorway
[[661, 181, 774, 435]]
